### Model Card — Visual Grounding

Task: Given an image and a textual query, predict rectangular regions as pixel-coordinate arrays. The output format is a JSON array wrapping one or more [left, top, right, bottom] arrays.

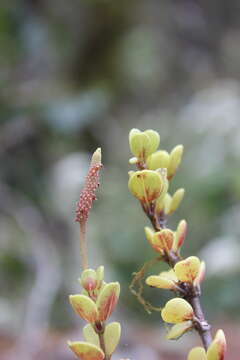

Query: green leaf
[[104, 322, 121, 355], [83, 324, 99, 347]]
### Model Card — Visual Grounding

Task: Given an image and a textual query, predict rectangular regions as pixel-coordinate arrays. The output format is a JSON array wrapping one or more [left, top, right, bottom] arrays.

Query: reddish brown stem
[[94, 322, 110, 360], [190, 295, 212, 350]]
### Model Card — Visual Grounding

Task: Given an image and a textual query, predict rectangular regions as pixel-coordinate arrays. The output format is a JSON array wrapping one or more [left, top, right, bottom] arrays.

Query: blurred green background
[[0, 0, 240, 359]]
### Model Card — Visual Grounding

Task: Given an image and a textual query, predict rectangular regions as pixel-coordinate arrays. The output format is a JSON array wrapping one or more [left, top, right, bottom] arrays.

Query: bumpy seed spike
[[76, 148, 103, 223]]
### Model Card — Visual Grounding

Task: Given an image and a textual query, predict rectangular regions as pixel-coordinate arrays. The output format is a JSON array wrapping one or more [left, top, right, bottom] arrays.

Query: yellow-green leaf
[[168, 144, 184, 179], [166, 320, 193, 340], [104, 322, 121, 355], [174, 256, 201, 283], [69, 295, 98, 323], [193, 261, 206, 286], [96, 282, 120, 321], [146, 150, 170, 170], [169, 188, 185, 214], [144, 129, 160, 154], [159, 269, 178, 282], [129, 129, 153, 159], [163, 193, 172, 214], [96, 266, 104, 289], [68, 341, 104, 360], [146, 275, 176, 290], [161, 298, 193, 324], [83, 324, 99, 347], [188, 347, 207, 360], [144, 226, 155, 247], [128, 170, 164, 204], [155, 168, 169, 203]]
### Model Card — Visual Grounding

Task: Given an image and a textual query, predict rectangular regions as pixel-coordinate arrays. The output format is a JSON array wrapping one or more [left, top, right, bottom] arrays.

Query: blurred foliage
[[0, 0, 240, 349]]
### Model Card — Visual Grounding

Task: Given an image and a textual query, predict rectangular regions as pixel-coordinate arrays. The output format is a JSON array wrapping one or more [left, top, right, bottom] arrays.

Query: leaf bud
[[207, 329, 226, 360], [96, 266, 104, 289], [168, 144, 184, 179], [165, 193, 173, 214], [168, 188, 185, 214], [129, 157, 138, 164], [172, 220, 187, 252], [80, 269, 98, 292], [129, 128, 159, 161]]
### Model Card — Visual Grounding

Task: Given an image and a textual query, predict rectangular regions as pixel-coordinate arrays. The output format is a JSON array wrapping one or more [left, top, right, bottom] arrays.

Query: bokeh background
[[1, 0, 240, 359]]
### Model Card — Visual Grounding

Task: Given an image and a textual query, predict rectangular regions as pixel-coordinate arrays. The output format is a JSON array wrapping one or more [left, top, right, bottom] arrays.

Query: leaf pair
[[129, 128, 160, 162], [70, 282, 120, 323], [83, 322, 121, 356], [145, 220, 187, 255], [146, 145, 183, 180]]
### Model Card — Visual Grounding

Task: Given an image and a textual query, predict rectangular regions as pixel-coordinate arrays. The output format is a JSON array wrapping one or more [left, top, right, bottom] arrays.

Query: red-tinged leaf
[[174, 256, 201, 283], [153, 229, 174, 252], [69, 295, 98, 323], [173, 219, 187, 252], [96, 282, 120, 321], [68, 341, 104, 360], [207, 329, 226, 360]]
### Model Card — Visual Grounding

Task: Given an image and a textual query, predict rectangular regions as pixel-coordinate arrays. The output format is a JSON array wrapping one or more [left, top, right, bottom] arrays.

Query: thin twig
[[129, 257, 163, 313]]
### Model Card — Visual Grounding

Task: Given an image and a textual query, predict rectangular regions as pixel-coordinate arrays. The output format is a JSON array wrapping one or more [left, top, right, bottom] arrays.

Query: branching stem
[[150, 212, 213, 350]]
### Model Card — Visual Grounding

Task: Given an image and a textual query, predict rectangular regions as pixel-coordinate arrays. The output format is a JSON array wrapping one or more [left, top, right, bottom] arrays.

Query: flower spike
[[75, 148, 102, 223]]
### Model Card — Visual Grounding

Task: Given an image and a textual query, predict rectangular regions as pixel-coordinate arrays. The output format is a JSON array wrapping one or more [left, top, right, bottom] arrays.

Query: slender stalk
[[79, 221, 88, 270]]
